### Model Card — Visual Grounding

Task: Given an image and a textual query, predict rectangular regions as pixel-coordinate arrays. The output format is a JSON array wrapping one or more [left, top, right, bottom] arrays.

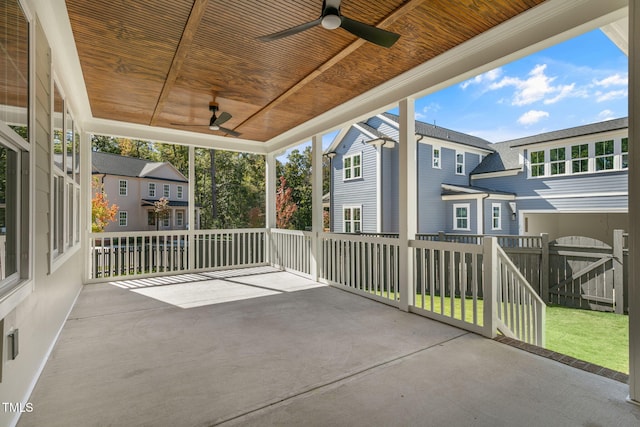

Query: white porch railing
[[269, 228, 313, 277], [319, 233, 400, 307], [88, 228, 266, 282], [87, 229, 544, 346]]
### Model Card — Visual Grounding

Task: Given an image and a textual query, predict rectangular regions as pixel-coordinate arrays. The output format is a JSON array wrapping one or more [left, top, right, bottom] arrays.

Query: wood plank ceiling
[[64, 0, 545, 142]]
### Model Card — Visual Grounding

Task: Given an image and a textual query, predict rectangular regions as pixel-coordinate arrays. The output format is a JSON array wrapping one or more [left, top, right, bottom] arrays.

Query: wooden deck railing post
[[482, 236, 498, 338], [540, 233, 549, 303], [613, 229, 625, 314]]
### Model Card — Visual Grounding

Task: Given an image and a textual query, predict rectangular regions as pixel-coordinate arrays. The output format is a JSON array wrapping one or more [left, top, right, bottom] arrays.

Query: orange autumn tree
[[91, 177, 119, 232], [276, 176, 297, 229]]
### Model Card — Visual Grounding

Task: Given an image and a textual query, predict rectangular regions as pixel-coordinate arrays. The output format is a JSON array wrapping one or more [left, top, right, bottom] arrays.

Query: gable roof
[[381, 113, 494, 152], [91, 151, 188, 182]]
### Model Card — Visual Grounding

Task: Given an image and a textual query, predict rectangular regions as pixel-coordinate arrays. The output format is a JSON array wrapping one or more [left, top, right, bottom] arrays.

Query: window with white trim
[[453, 204, 470, 231], [455, 152, 464, 175], [343, 153, 362, 180], [595, 140, 614, 171], [622, 138, 629, 169], [162, 211, 171, 227], [177, 185, 184, 199], [432, 147, 441, 168], [530, 150, 545, 177], [343, 206, 361, 233], [491, 203, 501, 230], [119, 179, 128, 196], [163, 183, 170, 198], [176, 210, 184, 226], [549, 147, 565, 175], [148, 182, 156, 197], [571, 144, 589, 173], [118, 211, 128, 227]]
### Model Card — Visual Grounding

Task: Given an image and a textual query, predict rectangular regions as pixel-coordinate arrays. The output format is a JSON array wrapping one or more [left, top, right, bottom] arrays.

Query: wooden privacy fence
[[421, 231, 627, 314]]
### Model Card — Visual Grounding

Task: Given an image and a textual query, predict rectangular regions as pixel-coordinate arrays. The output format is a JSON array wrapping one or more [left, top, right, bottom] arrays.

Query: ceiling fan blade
[[258, 18, 322, 42], [218, 126, 241, 137], [170, 123, 209, 127], [340, 16, 400, 48], [214, 111, 232, 126]]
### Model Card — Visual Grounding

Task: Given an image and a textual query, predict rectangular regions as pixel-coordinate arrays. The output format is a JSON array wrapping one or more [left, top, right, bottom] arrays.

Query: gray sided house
[[328, 114, 628, 243], [92, 152, 197, 232]]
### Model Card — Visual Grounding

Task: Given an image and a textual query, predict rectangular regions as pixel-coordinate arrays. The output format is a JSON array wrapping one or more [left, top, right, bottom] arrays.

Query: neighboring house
[[92, 151, 198, 232], [328, 113, 628, 243]]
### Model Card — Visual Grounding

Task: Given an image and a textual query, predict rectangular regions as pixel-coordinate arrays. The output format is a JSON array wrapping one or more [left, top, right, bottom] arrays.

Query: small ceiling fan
[[172, 102, 241, 137], [258, 0, 400, 48]]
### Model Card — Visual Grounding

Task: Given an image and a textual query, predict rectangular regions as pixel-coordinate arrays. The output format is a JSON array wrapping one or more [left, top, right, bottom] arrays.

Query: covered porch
[[19, 267, 638, 426]]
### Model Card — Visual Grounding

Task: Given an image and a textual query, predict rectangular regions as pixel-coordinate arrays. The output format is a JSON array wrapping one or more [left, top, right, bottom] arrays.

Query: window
[[571, 144, 589, 173], [343, 206, 361, 233], [0, 146, 20, 284], [176, 211, 184, 226], [343, 153, 362, 180], [492, 203, 501, 230], [163, 183, 170, 198], [148, 182, 156, 197], [453, 204, 470, 231], [119, 211, 128, 227], [147, 210, 156, 226], [622, 138, 629, 169], [177, 185, 184, 199], [455, 152, 464, 175], [162, 211, 171, 228], [550, 147, 565, 175], [530, 150, 545, 177], [119, 179, 128, 196], [595, 140, 614, 171], [432, 147, 441, 168]]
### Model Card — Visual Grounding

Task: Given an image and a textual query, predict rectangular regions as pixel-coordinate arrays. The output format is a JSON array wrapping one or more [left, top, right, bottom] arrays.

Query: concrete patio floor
[[18, 267, 640, 427]]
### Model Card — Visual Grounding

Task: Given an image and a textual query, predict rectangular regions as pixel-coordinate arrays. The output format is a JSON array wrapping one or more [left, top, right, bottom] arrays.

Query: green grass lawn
[[366, 289, 628, 373], [545, 305, 628, 373]]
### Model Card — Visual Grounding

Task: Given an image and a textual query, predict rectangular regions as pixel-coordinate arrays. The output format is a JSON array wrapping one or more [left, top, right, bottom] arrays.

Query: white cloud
[[596, 89, 628, 102], [415, 102, 442, 121], [460, 68, 503, 89], [593, 73, 628, 87], [598, 110, 615, 120], [488, 64, 583, 107], [518, 110, 549, 125]]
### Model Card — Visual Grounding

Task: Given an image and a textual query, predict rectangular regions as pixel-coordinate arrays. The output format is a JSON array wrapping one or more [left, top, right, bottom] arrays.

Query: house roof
[[441, 183, 515, 198], [381, 113, 494, 152], [91, 151, 188, 182], [506, 117, 628, 147]]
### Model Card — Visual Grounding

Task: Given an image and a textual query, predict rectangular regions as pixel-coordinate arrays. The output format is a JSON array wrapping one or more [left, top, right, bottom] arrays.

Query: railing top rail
[[409, 239, 483, 254], [270, 228, 313, 236], [319, 232, 400, 245], [90, 228, 268, 239]]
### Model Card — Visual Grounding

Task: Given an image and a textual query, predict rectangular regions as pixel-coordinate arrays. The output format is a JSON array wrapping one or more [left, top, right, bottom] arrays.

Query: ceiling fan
[[172, 102, 241, 137], [258, 0, 400, 48]]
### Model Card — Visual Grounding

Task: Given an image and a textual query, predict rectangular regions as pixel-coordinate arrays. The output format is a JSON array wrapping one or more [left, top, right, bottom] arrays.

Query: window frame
[[432, 146, 441, 169], [571, 143, 589, 174], [176, 210, 184, 227], [491, 203, 502, 231], [118, 211, 128, 227], [530, 150, 545, 177], [148, 182, 156, 197], [343, 205, 362, 233], [455, 152, 465, 175], [622, 137, 629, 169], [343, 152, 362, 181], [177, 185, 184, 199], [163, 183, 170, 198], [549, 147, 566, 176], [119, 179, 128, 196], [453, 203, 470, 231], [595, 140, 614, 171]]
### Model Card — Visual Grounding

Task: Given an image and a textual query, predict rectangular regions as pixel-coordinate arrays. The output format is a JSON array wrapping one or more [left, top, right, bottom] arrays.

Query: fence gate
[[548, 235, 624, 313]]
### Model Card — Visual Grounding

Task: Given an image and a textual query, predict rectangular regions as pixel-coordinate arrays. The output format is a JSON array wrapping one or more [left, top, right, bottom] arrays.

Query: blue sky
[[408, 29, 628, 143], [280, 28, 627, 160]]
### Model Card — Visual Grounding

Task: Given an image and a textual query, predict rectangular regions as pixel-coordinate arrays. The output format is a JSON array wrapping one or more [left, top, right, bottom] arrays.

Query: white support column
[[628, 0, 640, 404], [398, 98, 417, 311], [265, 152, 277, 265], [188, 146, 196, 271], [81, 131, 92, 283], [311, 134, 323, 282]]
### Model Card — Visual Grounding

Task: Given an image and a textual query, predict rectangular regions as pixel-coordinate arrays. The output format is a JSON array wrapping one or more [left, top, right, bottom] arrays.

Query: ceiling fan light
[[321, 14, 341, 30], [209, 124, 219, 131]]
